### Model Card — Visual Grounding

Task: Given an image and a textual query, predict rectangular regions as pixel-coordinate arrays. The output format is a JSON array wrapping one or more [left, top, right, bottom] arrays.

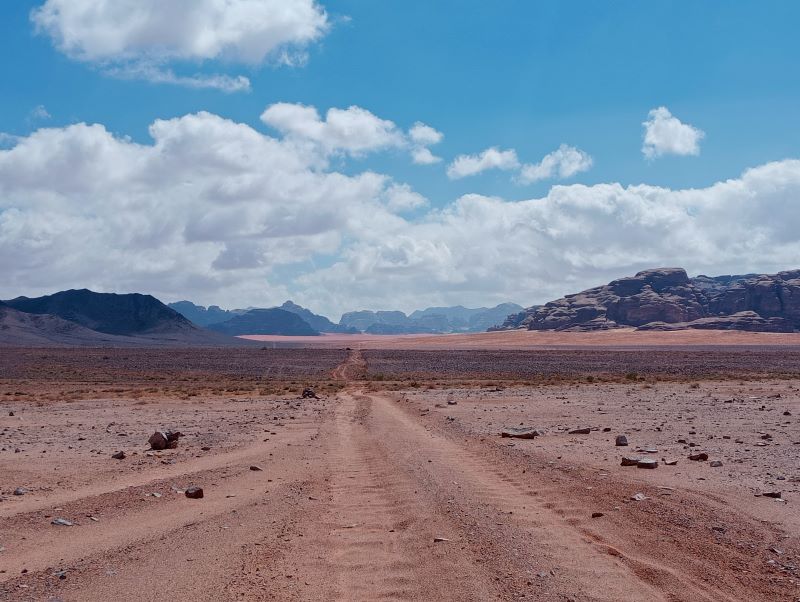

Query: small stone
[[709, 460, 723, 467], [637, 459, 658, 469], [569, 427, 591, 435], [447, 400, 457, 405], [249, 465, 263, 471], [688, 452, 709, 461], [51, 518, 73, 526], [620, 456, 640, 466], [663, 459, 678, 466], [111, 451, 125, 460], [200, 446, 211, 451], [433, 537, 450, 543], [8, 411, 13, 417], [13, 487, 28, 496], [591, 512, 604, 518], [615, 435, 628, 447], [185, 486, 204, 499], [631, 493, 647, 501], [501, 427, 543, 439], [761, 491, 782, 499]]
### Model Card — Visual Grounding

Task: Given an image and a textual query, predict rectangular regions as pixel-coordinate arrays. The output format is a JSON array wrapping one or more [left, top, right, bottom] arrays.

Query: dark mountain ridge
[[0, 290, 243, 346], [5, 289, 196, 335]]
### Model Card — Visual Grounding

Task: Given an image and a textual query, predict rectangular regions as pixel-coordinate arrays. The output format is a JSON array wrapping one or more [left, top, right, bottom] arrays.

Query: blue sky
[[1, 1, 800, 317]]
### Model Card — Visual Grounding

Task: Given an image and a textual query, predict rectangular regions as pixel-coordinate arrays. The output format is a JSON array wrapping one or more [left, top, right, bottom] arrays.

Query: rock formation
[[498, 268, 800, 332]]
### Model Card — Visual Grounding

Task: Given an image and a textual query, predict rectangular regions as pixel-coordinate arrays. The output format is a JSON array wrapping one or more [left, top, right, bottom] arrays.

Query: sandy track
[[2, 350, 797, 600]]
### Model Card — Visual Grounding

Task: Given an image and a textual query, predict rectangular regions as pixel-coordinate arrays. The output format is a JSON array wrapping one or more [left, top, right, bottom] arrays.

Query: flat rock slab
[[501, 427, 544, 439]]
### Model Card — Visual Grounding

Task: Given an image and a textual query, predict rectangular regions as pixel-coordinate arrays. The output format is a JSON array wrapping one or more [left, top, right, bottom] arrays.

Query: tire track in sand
[[278, 389, 499, 601]]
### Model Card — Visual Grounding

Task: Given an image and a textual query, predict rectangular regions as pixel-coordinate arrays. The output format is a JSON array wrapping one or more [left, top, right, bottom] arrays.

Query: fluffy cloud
[[298, 159, 800, 315], [408, 122, 444, 165], [260, 103, 405, 158], [0, 107, 410, 309], [518, 144, 593, 184], [31, 0, 329, 91], [447, 147, 519, 179], [384, 183, 428, 212], [2, 105, 799, 318], [409, 122, 443, 146], [642, 106, 705, 158]]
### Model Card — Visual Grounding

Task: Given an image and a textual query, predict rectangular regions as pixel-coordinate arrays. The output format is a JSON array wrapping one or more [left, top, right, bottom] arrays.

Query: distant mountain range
[[338, 304, 523, 334], [169, 300, 522, 335], [496, 267, 800, 332], [4, 270, 800, 347]]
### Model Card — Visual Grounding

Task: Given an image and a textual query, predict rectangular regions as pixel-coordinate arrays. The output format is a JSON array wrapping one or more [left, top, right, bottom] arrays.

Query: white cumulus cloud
[[408, 122, 444, 165], [642, 106, 705, 159], [518, 144, 593, 184], [260, 102, 405, 158], [447, 147, 520, 179], [31, 0, 329, 91]]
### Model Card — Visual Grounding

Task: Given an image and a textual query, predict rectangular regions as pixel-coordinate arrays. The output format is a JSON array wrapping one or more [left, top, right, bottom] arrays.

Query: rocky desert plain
[[1, 332, 799, 602]]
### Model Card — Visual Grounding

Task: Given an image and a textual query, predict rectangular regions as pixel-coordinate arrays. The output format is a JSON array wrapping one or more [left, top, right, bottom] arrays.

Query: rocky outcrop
[[637, 311, 792, 333], [501, 268, 800, 332]]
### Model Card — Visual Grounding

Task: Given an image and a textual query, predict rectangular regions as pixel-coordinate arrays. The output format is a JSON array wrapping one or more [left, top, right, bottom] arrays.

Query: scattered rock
[[591, 512, 604, 518], [501, 427, 543, 439], [51, 518, 73, 526], [615, 435, 629, 446], [185, 486, 204, 499], [620, 456, 640, 467], [148, 430, 182, 451], [111, 451, 125, 460], [301, 388, 319, 399], [631, 493, 647, 501], [249, 465, 263, 471], [569, 427, 591, 435], [689, 452, 709, 461], [13, 487, 28, 496], [433, 537, 450, 543], [709, 460, 723, 467], [637, 459, 658, 469], [761, 491, 782, 499], [8, 411, 13, 417], [663, 459, 679, 466], [447, 400, 457, 405]]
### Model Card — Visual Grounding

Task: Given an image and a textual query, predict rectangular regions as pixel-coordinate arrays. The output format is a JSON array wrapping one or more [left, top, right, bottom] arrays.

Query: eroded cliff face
[[498, 268, 800, 332]]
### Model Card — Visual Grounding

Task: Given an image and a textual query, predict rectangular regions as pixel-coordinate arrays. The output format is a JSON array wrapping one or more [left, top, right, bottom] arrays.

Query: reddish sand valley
[[1, 334, 799, 601]]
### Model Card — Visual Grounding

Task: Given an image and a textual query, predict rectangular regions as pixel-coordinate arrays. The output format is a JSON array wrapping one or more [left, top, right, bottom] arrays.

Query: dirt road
[[1, 350, 797, 601]]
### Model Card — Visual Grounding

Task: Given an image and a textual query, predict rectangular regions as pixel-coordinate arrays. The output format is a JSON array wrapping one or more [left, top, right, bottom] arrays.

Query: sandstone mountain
[[207, 308, 320, 336], [278, 301, 357, 334], [168, 301, 238, 326], [498, 268, 800, 332]]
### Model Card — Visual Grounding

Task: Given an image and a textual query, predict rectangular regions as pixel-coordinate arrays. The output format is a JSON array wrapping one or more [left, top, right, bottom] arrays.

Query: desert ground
[[1, 333, 799, 601]]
